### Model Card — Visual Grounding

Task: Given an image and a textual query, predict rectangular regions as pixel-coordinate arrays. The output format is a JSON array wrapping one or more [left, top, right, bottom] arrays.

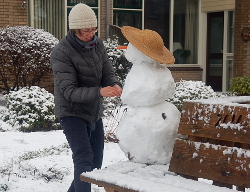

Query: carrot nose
[[117, 46, 128, 49]]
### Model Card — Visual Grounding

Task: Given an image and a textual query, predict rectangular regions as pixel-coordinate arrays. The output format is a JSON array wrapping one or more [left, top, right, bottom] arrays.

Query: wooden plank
[[178, 102, 250, 144], [80, 175, 138, 192], [169, 139, 250, 188]]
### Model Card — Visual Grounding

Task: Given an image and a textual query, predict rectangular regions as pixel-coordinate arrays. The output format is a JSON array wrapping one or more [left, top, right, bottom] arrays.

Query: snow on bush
[[102, 36, 131, 141], [0, 86, 59, 132], [103, 36, 132, 83], [167, 80, 217, 111], [0, 26, 59, 92]]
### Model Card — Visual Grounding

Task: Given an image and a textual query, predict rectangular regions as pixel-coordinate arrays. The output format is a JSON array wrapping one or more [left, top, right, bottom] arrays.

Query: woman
[[50, 3, 122, 192]]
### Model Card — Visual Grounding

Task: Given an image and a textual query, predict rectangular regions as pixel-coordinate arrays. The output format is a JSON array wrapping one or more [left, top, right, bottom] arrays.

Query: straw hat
[[121, 26, 174, 64]]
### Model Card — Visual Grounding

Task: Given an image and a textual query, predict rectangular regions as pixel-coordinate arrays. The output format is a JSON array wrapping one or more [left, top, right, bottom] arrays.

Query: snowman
[[116, 26, 181, 165]]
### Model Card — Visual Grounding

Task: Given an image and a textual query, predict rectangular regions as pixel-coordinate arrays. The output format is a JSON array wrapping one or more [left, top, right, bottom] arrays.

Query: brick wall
[[0, 0, 28, 28], [169, 67, 203, 82], [233, 0, 250, 77], [99, 0, 106, 40]]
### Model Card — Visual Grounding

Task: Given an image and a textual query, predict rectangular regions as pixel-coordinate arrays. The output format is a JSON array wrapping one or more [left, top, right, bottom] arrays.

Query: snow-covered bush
[[102, 36, 131, 141], [103, 36, 132, 83], [167, 80, 217, 111], [0, 26, 59, 93], [1, 86, 59, 132], [229, 76, 250, 96]]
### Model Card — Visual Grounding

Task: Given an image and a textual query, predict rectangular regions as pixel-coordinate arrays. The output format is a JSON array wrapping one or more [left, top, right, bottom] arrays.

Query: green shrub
[[1, 86, 59, 132], [229, 76, 250, 96]]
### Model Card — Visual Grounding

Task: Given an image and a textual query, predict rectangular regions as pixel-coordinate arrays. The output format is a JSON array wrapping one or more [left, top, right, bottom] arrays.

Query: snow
[[117, 102, 180, 164], [190, 96, 250, 107], [0, 125, 246, 192], [82, 161, 236, 192], [121, 44, 175, 107], [0, 128, 126, 192], [117, 43, 180, 165], [1, 33, 249, 191]]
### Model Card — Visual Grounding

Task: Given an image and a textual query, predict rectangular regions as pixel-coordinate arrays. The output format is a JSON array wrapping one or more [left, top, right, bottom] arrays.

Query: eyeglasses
[[80, 28, 98, 34]]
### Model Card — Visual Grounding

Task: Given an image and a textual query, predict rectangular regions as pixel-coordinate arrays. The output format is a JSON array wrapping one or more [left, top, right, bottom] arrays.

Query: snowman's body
[[116, 43, 181, 165]]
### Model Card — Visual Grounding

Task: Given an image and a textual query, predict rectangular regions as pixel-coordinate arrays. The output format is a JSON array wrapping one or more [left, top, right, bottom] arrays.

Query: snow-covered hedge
[[1, 86, 59, 132], [0, 26, 58, 92], [103, 36, 132, 83], [167, 80, 217, 111]]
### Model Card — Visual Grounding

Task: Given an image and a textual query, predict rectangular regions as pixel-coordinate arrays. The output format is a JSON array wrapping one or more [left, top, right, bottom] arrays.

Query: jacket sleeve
[[50, 45, 101, 104]]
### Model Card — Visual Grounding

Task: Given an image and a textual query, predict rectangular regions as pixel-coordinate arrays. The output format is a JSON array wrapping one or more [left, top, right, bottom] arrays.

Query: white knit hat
[[69, 3, 97, 29]]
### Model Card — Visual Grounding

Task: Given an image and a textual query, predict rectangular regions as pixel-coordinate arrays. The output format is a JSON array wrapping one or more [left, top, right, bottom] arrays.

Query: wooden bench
[[81, 96, 250, 192], [169, 97, 250, 191], [80, 161, 235, 192]]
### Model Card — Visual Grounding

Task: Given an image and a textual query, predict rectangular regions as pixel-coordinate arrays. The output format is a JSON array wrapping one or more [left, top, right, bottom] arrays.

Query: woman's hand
[[100, 85, 122, 97], [113, 84, 122, 96]]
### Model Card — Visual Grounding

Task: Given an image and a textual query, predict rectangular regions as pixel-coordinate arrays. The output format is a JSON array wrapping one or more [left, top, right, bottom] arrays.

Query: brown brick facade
[[169, 67, 203, 82], [0, 0, 28, 28], [1, 1, 250, 94], [99, 0, 107, 40], [233, 0, 250, 77]]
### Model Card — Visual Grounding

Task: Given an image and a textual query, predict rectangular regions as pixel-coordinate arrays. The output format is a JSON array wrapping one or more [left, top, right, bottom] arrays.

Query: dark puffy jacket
[[50, 33, 121, 123]]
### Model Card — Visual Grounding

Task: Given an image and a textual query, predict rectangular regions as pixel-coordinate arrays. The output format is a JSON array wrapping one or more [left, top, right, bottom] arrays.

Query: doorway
[[206, 12, 224, 91]]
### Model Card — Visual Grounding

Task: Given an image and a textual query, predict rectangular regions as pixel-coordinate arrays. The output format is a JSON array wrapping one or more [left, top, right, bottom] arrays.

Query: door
[[206, 12, 224, 91]]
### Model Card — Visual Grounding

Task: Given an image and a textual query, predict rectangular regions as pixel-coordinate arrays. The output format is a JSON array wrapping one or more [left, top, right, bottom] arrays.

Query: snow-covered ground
[[0, 127, 126, 192], [1, 98, 250, 191], [1, 121, 248, 192]]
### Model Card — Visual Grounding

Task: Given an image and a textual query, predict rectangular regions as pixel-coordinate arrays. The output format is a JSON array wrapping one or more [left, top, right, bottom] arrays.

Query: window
[[113, 0, 143, 29], [113, 0, 199, 64], [113, 10, 142, 29], [144, 0, 170, 49], [29, 0, 66, 40], [173, 0, 198, 64], [67, 0, 98, 7], [113, 0, 142, 9]]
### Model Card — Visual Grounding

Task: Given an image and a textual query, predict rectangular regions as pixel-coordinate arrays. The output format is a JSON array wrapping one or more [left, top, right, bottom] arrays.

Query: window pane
[[173, 0, 198, 64], [114, 0, 142, 8], [227, 11, 234, 53], [209, 60, 222, 76], [144, 0, 170, 48], [113, 11, 141, 29], [210, 17, 223, 54], [33, 0, 65, 40]]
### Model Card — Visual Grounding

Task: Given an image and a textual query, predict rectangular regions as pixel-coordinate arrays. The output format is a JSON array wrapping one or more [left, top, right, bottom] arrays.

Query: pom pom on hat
[[69, 3, 97, 29]]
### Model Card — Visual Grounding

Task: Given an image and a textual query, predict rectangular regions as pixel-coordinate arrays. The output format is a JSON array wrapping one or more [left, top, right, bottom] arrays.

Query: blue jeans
[[60, 116, 104, 192]]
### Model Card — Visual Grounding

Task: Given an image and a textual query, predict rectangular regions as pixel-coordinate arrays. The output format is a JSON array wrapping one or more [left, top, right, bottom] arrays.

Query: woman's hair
[[70, 29, 81, 36]]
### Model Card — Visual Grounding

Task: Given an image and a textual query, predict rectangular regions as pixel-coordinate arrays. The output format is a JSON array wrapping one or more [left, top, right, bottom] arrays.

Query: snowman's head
[[121, 26, 175, 64], [125, 43, 156, 64]]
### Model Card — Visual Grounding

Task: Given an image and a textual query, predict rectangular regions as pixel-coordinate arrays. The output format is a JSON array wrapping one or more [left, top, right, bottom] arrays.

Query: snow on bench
[[80, 161, 234, 192], [81, 96, 250, 191]]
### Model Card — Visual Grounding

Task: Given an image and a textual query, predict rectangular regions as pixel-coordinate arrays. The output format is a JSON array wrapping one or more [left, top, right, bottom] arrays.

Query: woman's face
[[76, 27, 98, 42]]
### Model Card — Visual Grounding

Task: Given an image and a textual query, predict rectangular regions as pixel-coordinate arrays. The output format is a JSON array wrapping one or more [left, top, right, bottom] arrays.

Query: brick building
[[0, 0, 250, 93], [0, 0, 27, 27]]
